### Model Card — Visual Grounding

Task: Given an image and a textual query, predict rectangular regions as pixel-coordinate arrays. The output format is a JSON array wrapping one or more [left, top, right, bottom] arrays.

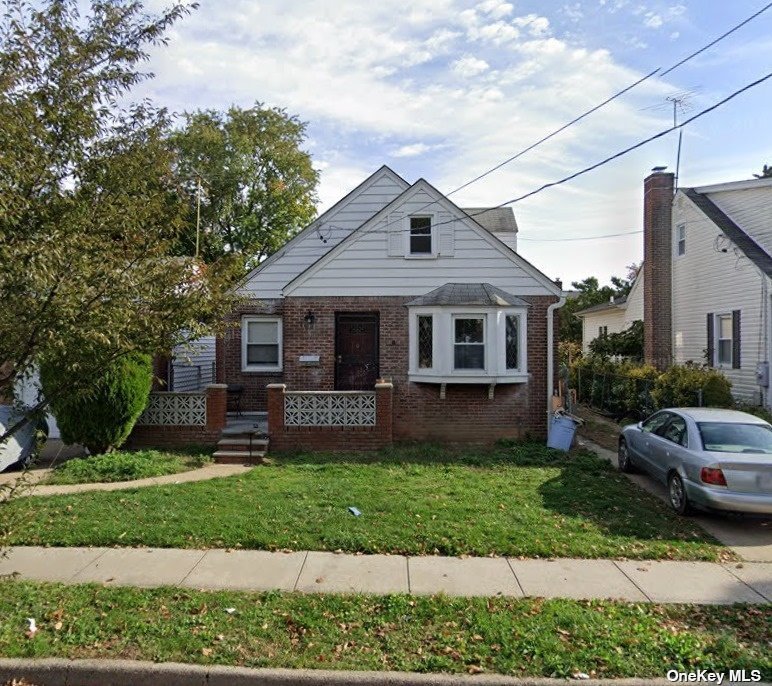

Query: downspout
[[546, 293, 567, 424]]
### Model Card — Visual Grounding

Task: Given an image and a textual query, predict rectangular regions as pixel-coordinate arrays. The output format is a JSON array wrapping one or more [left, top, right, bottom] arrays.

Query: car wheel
[[617, 438, 635, 473], [668, 472, 693, 515]]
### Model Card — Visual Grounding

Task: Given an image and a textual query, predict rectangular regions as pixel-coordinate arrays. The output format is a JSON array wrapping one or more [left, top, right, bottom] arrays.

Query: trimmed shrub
[[650, 364, 733, 409], [40, 352, 153, 454]]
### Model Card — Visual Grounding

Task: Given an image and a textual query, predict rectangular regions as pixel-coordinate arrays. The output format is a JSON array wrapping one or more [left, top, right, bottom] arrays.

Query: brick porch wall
[[127, 384, 227, 449], [267, 382, 394, 452]]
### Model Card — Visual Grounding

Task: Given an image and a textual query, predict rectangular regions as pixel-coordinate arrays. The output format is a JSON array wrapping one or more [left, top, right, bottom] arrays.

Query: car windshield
[[697, 422, 772, 454]]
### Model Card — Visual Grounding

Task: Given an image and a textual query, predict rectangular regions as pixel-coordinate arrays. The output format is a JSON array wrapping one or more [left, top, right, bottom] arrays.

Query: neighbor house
[[214, 165, 564, 450], [574, 269, 644, 353], [642, 167, 772, 408]]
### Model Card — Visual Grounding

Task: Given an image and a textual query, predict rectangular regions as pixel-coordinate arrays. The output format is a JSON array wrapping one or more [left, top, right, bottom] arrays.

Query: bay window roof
[[406, 283, 531, 308]]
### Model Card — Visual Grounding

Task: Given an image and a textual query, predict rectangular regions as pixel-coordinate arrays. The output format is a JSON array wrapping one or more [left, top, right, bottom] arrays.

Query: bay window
[[453, 316, 485, 370]]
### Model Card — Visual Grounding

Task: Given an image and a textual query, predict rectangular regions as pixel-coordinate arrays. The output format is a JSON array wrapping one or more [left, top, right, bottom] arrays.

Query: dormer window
[[409, 216, 432, 255]]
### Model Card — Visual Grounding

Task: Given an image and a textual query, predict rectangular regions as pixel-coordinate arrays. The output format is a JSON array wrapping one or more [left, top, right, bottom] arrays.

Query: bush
[[650, 364, 733, 409], [46, 449, 211, 485], [41, 352, 153, 454]]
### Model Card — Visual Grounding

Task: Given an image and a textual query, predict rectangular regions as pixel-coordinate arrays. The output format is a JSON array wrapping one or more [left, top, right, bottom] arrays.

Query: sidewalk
[[1, 546, 769, 604]]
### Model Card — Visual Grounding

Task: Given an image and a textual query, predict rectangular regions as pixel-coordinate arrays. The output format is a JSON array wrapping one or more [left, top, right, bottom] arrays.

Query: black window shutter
[[706, 313, 714, 367], [732, 310, 741, 369]]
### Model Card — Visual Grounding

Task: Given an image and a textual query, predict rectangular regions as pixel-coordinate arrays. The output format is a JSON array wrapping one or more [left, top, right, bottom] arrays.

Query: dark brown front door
[[335, 313, 379, 390]]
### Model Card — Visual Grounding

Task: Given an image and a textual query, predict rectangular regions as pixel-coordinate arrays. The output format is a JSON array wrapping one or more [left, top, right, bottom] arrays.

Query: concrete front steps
[[214, 431, 269, 465]]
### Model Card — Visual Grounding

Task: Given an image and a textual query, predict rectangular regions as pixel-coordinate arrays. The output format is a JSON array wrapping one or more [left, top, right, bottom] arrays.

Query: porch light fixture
[[303, 310, 316, 327]]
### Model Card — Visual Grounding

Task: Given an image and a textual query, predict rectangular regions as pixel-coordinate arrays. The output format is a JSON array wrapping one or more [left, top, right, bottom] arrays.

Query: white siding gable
[[623, 271, 644, 326], [284, 181, 560, 297], [703, 183, 772, 253], [672, 191, 767, 403], [238, 167, 409, 298]]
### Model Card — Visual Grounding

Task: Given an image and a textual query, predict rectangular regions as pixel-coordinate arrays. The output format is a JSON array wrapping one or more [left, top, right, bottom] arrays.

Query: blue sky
[[138, 0, 772, 286]]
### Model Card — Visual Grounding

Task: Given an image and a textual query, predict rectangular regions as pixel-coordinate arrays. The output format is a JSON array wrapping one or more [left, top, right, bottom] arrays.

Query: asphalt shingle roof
[[574, 296, 627, 316], [406, 283, 531, 307], [461, 207, 518, 234]]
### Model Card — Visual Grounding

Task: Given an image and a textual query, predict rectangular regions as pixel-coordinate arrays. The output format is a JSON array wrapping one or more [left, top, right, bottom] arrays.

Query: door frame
[[334, 312, 380, 391]]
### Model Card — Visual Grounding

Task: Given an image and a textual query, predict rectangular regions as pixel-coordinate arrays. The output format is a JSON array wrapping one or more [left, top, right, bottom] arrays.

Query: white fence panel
[[138, 392, 207, 426], [284, 391, 376, 427]]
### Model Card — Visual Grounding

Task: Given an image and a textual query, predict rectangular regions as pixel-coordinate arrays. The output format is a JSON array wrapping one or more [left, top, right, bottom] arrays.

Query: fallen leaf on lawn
[[468, 666, 484, 674], [201, 647, 213, 657], [54, 621, 63, 631]]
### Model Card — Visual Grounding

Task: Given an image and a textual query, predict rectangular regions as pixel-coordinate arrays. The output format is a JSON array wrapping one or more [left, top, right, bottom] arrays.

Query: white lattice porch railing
[[137, 392, 207, 426], [284, 391, 376, 427]]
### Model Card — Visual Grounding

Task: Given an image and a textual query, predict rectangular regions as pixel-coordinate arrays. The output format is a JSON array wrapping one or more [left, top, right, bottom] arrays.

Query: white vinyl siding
[[580, 309, 626, 354], [672, 190, 766, 403], [238, 170, 408, 298], [286, 185, 558, 297], [623, 272, 644, 326], [704, 182, 772, 249]]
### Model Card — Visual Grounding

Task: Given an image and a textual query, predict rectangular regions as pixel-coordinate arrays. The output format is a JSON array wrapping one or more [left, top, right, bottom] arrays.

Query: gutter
[[546, 294, 567, 422]]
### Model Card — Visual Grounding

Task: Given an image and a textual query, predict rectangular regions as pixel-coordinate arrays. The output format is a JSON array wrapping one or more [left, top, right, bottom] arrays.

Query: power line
[[661, 1, 772, 76], [518, 230, 642, 242], [493, 71, 772, 209], [445, 68, 661, 197]]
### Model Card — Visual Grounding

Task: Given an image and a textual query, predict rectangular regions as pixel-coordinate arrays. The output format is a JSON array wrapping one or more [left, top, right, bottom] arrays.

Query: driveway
[[578, 437, 772, 562]]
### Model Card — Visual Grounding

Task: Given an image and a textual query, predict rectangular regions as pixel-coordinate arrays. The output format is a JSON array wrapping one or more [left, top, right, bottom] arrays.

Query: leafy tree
[[170, 105, 319, 268], [589, 320, 644, 360], [559, 263, 640, 344], [0, 0, 238, 443], [40, 352, 153, 454]]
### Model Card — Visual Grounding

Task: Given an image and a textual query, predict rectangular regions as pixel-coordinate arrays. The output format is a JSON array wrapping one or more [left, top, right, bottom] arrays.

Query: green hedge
[[572, 357, 732, 419]]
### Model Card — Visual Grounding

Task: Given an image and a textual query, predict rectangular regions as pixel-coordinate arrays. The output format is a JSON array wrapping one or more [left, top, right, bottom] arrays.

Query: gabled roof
[[460, 208, 518, 234], [683, 188, 772, 278], [282, 177, 562, 297], [574, 296, 627, 317], [236, 165, 410, 290], [406, 283, 531, 307]]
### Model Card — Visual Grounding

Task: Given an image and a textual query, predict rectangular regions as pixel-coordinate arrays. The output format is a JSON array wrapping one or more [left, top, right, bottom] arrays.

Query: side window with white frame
[[505, 313, 520, 370], [409, 216, 433, 255], [242, 316, 282, 371], [676, 223, 686, 256], [417, 315, 433, 369]]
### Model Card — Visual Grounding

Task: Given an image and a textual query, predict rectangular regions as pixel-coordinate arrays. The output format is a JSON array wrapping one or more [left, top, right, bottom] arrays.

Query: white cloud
[[512, 14, 551, 37], [452, 55, 491, 77], [476, 0, 514, 19], [644, 12, 663, 28], [391, 142, 432, 157]]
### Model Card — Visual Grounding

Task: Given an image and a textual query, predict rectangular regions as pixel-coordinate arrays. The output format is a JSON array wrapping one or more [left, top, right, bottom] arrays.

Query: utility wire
[[661, 1, 772, 76], [445, 68, 661, 197], [519, 230, 643, 242]]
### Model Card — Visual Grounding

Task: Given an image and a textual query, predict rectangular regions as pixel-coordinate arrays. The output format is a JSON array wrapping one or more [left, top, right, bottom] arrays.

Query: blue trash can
[[547, 413, 579, 452]]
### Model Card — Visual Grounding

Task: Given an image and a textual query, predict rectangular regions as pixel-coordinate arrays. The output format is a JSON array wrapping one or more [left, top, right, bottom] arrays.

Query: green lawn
[[6, 443, 728, 560], [0, 580, 768, 678], [43, 449, 211, 485]]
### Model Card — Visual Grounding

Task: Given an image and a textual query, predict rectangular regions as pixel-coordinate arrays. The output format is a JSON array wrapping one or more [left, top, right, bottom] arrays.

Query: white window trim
[[405, 213, 438, 259], [408, 306, 528, 383], [452, 313, 487, 373], [241, 316, 283, 372], [676, 223, 686, 257], [714, 313, 733, 368]]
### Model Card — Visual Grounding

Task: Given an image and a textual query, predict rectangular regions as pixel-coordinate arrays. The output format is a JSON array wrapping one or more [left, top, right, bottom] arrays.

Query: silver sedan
[[618, 408, 772, 516]]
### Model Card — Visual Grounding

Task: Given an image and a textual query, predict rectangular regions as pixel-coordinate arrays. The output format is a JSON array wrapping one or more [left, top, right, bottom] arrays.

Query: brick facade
[[215, 299, 284, 411], [643, 170, 675, 370], [267, 382, 394, 452], [227, 293, 558, 444]]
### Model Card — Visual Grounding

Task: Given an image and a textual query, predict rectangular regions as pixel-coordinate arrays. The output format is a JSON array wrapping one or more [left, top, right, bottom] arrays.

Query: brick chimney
[[643, 167, 675, 370]]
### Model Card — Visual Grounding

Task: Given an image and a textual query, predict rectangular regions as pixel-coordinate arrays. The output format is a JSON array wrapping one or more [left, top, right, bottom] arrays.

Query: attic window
[[409, 216, 432, 255]]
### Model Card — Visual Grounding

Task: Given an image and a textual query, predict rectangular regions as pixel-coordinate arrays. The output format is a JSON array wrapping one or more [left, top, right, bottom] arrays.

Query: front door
[[335, 313, 379, 390]]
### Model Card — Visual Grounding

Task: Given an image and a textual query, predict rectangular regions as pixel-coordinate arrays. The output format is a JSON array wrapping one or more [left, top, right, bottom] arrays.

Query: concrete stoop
[[214, 422, 269, 465], [0, 659, 678, 686]]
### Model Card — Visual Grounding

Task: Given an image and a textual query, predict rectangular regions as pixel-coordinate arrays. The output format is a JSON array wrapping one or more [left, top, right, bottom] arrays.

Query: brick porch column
[[205, 384, 228, 432], [267, 383, 286, 439], [375, 382, 393, 445]]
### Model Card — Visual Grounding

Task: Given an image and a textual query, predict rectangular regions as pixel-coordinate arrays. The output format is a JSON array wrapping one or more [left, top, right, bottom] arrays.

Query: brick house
[[216, 165, 564, 450], [642, 166, 772, 407]]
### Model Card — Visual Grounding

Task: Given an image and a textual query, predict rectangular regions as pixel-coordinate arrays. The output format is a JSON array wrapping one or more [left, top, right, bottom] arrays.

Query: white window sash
[[242, 316, 283, 372]]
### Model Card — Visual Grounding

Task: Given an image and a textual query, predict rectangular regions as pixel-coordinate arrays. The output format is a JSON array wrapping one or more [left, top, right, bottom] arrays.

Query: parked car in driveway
[[0, 405, 43, 473], [618, 408, 772, 516]]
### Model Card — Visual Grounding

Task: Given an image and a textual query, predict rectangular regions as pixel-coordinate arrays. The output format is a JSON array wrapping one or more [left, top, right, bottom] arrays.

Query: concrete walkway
[[578, 437, 772, 563], [1, 546, 769, 604], [0, 463, 253, 497]]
